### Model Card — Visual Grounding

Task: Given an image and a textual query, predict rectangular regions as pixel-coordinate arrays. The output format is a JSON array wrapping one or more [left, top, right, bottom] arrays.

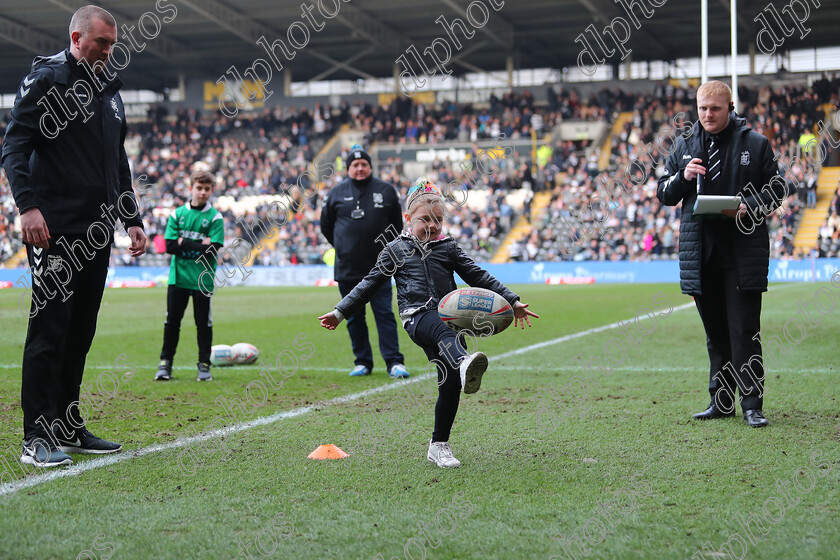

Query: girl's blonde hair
[[406, 177, 444, 214]]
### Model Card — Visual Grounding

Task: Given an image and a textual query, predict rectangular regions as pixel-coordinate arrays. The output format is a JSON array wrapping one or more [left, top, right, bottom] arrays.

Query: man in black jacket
[[320, 145, 408, 378], [2, 6, 146, 467], [656, 81, 787, 428]]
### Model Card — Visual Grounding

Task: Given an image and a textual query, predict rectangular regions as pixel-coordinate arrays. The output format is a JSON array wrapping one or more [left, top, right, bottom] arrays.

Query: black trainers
[[197, 362, 212, 381], [21, 438, 73, 467], [155, 359, 173, 381], [55, 428, 122, 454]]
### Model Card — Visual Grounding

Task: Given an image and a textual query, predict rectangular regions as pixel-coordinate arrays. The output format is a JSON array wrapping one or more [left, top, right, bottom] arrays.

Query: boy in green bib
[[155, 168, 225, 381]]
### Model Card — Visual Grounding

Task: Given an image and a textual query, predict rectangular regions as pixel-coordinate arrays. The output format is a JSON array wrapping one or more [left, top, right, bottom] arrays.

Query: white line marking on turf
[[0, 283, 806, 374], [493, 300, 697, 358], [0, 286, 803, 497], [1, 381, 413, 497], [489, 365, 833, 374]]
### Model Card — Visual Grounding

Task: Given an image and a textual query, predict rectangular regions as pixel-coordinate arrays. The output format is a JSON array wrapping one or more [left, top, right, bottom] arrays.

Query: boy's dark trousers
[[160, 285, 213, 364], [21, 236, 111, 441], [405, 310, 468, 442]]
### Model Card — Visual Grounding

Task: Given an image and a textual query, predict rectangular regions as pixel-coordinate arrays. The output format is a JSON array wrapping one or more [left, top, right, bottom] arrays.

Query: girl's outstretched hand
[[319, 312, 339, 330], [513, 301, 539, 328]]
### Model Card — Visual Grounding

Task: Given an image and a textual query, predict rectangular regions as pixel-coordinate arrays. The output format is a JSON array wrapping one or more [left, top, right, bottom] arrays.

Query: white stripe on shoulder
[[211, 213, 223, 221]]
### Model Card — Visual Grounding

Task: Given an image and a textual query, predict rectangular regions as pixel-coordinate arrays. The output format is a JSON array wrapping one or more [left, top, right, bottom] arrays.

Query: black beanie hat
[[346, 144, 372, 168]]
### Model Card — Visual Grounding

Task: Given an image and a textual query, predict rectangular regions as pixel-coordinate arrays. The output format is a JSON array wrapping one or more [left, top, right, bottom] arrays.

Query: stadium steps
[[240, 203, 297, 267], [598, 112, 634, 170], [314, 123, 350, 170], [490, 191, 552, 263], [4, 247, 27, 269], [793, 166, 839, 252], [241, 126, 350, 267]]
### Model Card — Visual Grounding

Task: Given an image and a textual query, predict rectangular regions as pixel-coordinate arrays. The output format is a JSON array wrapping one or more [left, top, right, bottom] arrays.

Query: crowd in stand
[[353, 87, 615, 146], [510, 80, 840, 262], [1, 79, 839, 270]]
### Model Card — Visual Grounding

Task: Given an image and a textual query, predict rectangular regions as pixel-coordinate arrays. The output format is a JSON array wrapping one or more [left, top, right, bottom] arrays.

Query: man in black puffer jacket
[[657, 81, 788, 428]]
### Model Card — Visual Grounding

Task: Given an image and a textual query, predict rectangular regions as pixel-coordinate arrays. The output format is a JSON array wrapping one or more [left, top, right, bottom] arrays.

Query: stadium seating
[[1, 81, 837, 269]]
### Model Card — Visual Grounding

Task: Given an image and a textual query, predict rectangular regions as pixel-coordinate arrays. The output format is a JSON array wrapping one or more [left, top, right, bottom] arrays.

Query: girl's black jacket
[[335, 232, 519, 324]]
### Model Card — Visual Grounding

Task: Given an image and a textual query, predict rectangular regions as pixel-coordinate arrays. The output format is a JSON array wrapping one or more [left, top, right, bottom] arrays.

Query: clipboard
[[693, 195, 742, 215], [693, 174, 741, 215]]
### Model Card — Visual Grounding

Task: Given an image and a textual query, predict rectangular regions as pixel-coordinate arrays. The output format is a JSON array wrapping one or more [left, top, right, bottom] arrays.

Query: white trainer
[[460, 352, 488, 394], [427, 440, 461, 468]]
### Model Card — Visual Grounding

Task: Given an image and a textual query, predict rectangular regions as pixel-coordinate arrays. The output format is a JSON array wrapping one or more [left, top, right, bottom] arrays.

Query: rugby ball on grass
[[438, 287, 514, 335], [232, 342, 259, 364], [210, 344, 239, 366]]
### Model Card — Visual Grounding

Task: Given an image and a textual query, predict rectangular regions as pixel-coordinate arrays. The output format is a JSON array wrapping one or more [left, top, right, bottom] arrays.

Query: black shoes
[[20, 428, 122, 467], [56, 428, 122, 454], [692, 404, 770, 427], [21, 439, 73, 467], [743, 409, 769, 428], [692, 404, 736, 420]]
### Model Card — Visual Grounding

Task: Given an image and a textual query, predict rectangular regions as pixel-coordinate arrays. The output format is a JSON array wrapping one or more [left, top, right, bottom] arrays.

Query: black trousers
[[337, 279, 404, 371], [160, 285, 213, 364], [21, 236, 110, 441], [405, 310, 468, 442], [694, 261, 764, 412]]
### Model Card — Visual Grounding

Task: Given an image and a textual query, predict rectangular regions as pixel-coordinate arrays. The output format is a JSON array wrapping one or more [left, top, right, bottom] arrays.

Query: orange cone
[[307, 444, 349, 460]]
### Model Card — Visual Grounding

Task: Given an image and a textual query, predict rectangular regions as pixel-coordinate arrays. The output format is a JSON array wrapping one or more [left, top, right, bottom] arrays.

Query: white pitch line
[[491, 301, 696, 358], [0, 286, 806, 497], [489, 365, 833, 374], [0, 379, 427, 498]]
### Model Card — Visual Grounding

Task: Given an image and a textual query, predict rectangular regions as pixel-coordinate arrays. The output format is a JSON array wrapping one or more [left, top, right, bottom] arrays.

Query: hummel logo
[[682, 155, 692, 160], [20, 76, 35, 98]]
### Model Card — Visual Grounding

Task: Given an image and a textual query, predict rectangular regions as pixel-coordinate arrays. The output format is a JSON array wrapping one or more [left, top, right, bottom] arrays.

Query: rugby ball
[[232, 342, 259, 365], [438, 287, 514, 335], [210, 344, 240, 366]]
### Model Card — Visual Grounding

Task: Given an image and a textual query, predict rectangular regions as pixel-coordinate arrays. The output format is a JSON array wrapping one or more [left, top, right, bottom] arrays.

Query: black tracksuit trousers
[[21, 236, 110, 442]]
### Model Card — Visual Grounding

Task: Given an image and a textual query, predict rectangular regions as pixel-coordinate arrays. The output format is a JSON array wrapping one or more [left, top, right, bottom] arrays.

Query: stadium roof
[[1, 0, 839, 94]]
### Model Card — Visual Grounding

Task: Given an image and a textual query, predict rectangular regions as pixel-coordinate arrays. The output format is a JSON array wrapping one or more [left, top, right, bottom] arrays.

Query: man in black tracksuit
[[2, 6, 146, 467], [320, 145, 407, 378], [656, 81, 787, 428]]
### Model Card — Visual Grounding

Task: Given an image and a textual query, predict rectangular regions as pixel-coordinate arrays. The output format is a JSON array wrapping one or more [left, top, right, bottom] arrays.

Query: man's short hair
[[69, 5, 117, 37], [697, 80, 732, 102], [190, 170, 215, 186]]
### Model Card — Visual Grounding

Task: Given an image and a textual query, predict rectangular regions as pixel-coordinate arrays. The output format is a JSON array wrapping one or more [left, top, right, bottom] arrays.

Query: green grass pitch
[[0, 283, 837, 559]]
